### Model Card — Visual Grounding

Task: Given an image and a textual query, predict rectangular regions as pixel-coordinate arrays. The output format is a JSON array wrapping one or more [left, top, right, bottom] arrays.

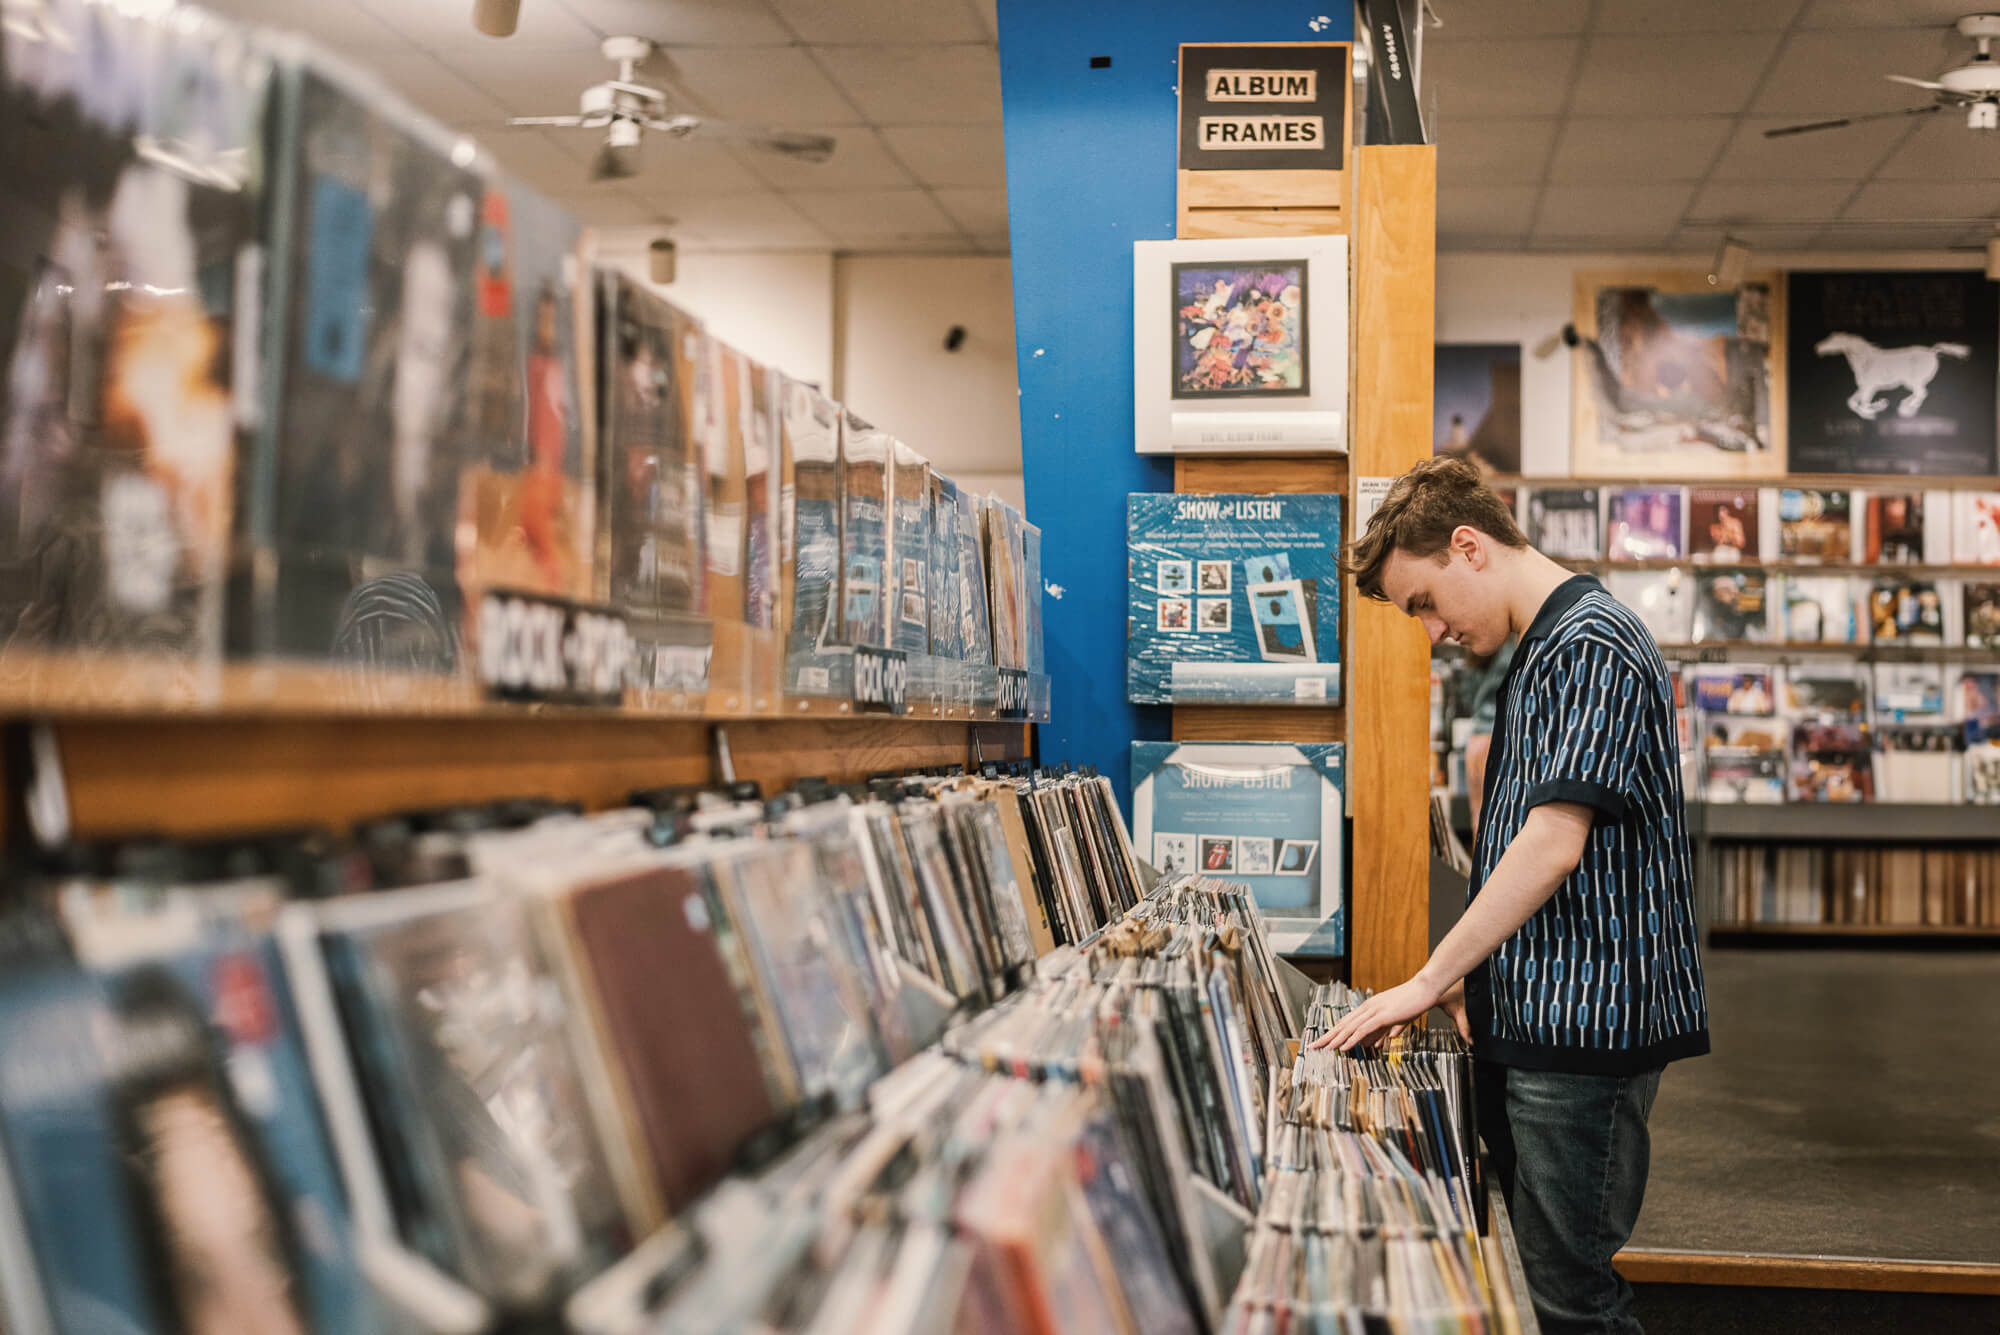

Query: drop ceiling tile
[[1423, 38, 1580, 121], [1593, 0, 1804, 32], [1425, 0, 1591, 38], [547, 189, 669, 226], [622, 139, 767, 195], [881, 125, 1007, 187], [1843, 179, 2000, 220], [464, 126, 594, 187], [650, 192, 833, 247], [438, 45, 631, 119], [1672, 225, 1827, 251], [359, 0, 601, 51], [1873, 110, 2000, 179], [1955, 223, 2000, 247], [1536, 182, 1697, 233], [1812, 224, 1976, 250], [351, 48, 513, 125], [554, 0, 793, 45], [1547, 117, 1732, 183], [787, 188, 958, 240], [199, 0, 401, 49], [768, 0, 987, 44], [740, 128, 915, 191], [1437, 184, 1540, 236], [815, 44, 1002, 125], [1709, 114, 1916, 179], [932, 187, 1008, 235], [656, 46, 865, 124], [1437, 117, 1558, 186], [1751, 28, 1956, 115], [970, 230, 1010, 252], [1527, 230, 1674, 251], [842, 234, 979, 255], [968, 0, 997, 41], [1798, 0, 1975, 27], [1571, 32, 1782, 116], [1687, 180, 1857, 223]]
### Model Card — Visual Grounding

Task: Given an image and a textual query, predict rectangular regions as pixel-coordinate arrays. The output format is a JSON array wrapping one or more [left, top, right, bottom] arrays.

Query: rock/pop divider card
[[1127, 492, 1341, 706]]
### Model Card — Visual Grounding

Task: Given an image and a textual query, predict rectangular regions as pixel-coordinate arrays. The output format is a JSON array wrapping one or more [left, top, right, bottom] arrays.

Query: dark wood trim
[[1616, 1249, 2000, 1296]]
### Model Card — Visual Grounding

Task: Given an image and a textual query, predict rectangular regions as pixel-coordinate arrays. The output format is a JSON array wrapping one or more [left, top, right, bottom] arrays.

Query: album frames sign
[[1178, 43, 1350, 173]]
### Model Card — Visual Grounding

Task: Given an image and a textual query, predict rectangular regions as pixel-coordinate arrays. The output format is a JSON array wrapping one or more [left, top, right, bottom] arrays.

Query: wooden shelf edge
[[1615, 1249, 2000, 1296], [1710, 923, 2000, 937]]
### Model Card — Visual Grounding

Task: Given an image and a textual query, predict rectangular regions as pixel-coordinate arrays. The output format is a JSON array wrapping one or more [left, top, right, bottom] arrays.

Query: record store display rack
[[0, 764, 1537, 1334]]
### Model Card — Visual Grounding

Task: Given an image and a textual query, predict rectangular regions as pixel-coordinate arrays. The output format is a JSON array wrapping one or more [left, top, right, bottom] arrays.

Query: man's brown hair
[[1344, 456, 1528, 602]]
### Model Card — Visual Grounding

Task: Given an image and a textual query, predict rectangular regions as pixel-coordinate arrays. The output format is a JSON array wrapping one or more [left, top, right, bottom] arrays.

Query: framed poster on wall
[[1434, 343, 1521, 475], [1786, 270, 1999, 477], [1571, 269, 1787, 478], [1133, 233, 1349, 454]]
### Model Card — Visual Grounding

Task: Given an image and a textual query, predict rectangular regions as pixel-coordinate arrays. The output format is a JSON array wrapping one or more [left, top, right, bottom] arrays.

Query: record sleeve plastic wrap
[[1132, 741, 1346, 955], [1128, 492, 1341, 705]]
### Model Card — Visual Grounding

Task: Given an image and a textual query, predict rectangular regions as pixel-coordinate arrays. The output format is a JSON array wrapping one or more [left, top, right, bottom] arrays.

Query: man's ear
[[1451, 524, 1484, 568]]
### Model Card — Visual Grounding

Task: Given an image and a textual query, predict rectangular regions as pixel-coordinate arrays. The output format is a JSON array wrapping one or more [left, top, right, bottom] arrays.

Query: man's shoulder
[[1530, 591, 1667, 681]]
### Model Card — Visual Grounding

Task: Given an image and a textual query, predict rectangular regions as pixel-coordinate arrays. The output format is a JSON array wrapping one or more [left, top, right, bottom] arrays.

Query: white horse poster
[[1788, 271, 1998, 476]]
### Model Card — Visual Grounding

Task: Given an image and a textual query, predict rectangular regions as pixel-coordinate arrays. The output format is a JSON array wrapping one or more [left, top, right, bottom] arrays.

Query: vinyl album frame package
[[1526, 487, 1601, 561], [1132, 741, 1347, 954], [698, 335, 746, 618], [1692, 569, 1772, 643], [782, 376, 843, 690], [1128, 492, 1342, 705], [0, 0, 268, 662], [240, 55, 487, 669], [838, 413, 891, 649], [1132, 234, 1349, 454], [983, 496, 1027, 670], [1605, 485, 1686, 561], [928, 472, 964, 661], [1778, 487, 1853, 561], [1688, 486, 1759, 563], [735, 352, 781, 630], [889, 440, 931, 655], [1867, 576, 1944, 646]]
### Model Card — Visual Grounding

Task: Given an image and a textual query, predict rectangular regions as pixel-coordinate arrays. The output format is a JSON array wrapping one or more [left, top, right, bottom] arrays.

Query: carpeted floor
[[1628, 948, 2000, 1263]]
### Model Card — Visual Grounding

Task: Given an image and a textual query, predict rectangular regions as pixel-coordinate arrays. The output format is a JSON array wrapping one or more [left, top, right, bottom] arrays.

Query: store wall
[[834, 256, 1022, 480], [601, 244, 837, 392], [1435, 250, 1980, 477]]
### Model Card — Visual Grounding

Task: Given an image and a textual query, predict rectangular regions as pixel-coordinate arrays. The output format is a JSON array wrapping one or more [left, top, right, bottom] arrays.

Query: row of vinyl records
[[1684, 660, 2000, 804], [1222, 983, 1525, 1334], [0, 0, 1044, 700], [1710, 844, 2000, 929], [1598, 566, 2000, 648], [1512, 482, 2000, 567], [0, 767, 1144, 1335]]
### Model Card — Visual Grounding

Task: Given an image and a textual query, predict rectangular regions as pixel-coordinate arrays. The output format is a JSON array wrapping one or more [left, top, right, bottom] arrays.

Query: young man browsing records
[[1310, 457, 1708, 1335]]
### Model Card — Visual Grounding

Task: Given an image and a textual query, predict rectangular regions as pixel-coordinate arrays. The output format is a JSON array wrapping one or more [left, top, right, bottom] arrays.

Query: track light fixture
[[473, 0, 520, 37], [1707, 237, 1750, 288]]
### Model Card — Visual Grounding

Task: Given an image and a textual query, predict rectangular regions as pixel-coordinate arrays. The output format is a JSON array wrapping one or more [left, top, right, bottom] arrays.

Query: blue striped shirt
[[1465, 575, 1710, 1075]]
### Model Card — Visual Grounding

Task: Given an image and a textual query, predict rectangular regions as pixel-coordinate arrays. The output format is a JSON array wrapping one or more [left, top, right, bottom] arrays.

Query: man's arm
[[1310, 800, 1594, 1051]]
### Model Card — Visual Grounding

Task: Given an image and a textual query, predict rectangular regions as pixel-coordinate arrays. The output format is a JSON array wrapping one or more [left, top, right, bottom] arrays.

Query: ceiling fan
[[506, 36, 836, 180], [1765, 13, 2000, 138]]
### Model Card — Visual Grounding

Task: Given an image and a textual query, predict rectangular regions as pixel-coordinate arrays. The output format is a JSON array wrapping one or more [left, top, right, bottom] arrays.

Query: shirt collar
[[1520, 573, 1602, 646]]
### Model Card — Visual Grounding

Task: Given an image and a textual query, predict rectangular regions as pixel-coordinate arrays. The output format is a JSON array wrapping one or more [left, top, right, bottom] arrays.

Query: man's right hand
[[1439, 977, 1471, 1043]]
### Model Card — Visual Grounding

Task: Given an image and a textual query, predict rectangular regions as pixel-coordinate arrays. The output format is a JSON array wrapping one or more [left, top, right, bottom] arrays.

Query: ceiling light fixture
[[1708, 236, 1750, 288], [1986, 229, 2000, 281], [473, 0, 520, 38]]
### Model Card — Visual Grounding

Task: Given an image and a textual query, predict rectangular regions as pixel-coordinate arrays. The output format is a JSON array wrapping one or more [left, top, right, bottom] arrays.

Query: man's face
[[1380, 536, 1510, 654]]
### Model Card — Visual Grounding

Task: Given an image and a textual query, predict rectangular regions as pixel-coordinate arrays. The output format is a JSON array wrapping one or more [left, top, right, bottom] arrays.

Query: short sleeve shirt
[[1464, 575, 1710, 1076]]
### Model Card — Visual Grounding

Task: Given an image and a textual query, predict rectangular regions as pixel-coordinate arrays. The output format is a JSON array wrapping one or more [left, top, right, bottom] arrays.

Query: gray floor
[[1629, 948, 2000, 1263]]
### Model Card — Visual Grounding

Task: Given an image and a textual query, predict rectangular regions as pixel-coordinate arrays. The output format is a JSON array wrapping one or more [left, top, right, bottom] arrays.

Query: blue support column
[[997, 2, 1354, 811]]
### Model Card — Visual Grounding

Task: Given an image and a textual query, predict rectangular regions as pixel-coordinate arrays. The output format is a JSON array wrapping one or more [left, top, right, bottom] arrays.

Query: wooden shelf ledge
[[1616, 1249, 2000, 1296]]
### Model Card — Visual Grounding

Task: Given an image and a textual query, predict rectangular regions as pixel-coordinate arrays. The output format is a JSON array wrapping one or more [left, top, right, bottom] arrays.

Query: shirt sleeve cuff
[[1523, 778, 1627, 823]]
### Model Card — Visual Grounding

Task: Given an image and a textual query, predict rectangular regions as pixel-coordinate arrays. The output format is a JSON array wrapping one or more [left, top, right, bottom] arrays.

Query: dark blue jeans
[[1477, 1060, 1663, 1335]]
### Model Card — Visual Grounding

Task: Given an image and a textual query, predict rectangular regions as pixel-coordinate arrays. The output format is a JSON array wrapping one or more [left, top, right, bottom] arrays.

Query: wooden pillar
[[1347, 144, 1436, 992]]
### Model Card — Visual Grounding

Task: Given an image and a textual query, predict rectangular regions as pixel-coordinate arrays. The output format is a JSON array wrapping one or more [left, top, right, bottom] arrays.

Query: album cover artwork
[[1874, 724, 1958, 803], [1022, 519, 1045, 675], [1171, 260, 1308, 399], [1127, 492, 1342, 705], [1692, 569, 1772, 643], [0, 2, 269, 663], [1781, 660, 1870, 717], [1782, 575, 1861, 643], [739, 355, 780, 629], [1572, 274, 1782, 477], [1867, 576, 1943, 645], [596, 274, 703, 622], [1689, 665, 1776, 716], [890, 441, 931, 655], [1864, 492, 1927, 564], [1688, 487, 1759, 563], [1132, 741, 1346, 954], [839, 413, 890, 649], [1787, 271, 1999, 476], [782, 377, 841, 676], [1433, 343, 1521, 475], [1789, 721, 1874, 802], [956, 486, 994, 666], [457, 181, 590, 618], [929, 473, 964, 660], [697, 334, 744, 616], [1953, 491, 2000, 565], [1969, 738, 2000, 805], [1526, 488, 1601, 561], [1778, 488, 1853, 561], [1605, 486, 1686, 561], [252, 63, 492, 667], [1965, 582, 2000, 651], [1697, 718, 1787, 803], [983, 497, 1025, 670], [1606, 569, 1693, 645]]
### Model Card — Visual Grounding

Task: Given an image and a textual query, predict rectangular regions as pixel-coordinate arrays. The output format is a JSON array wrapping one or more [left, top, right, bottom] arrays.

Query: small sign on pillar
[[1176, 41, 1353, 239]]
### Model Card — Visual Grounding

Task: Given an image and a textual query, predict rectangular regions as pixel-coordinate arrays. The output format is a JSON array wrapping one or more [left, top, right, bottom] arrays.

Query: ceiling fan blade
[[1885, 73, 1947, 91], [1763, 103, 1943, 138], [507, 115, 590, 128], [648, 115, 837, 162]]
